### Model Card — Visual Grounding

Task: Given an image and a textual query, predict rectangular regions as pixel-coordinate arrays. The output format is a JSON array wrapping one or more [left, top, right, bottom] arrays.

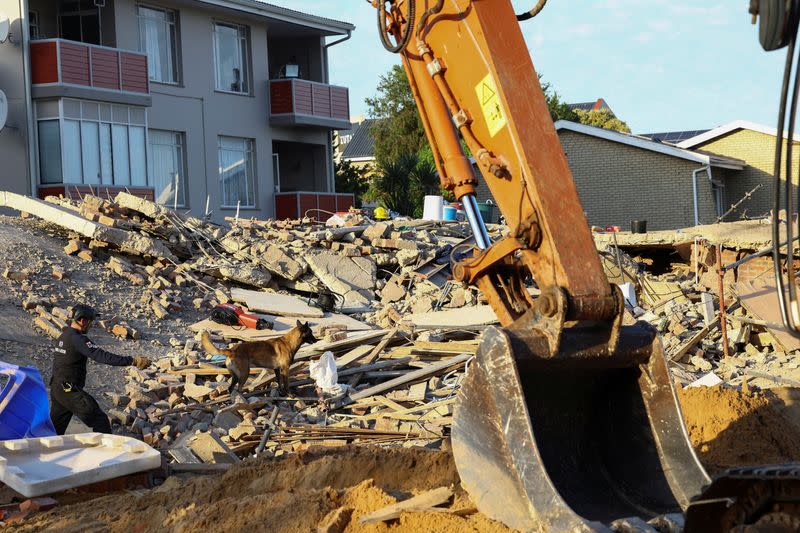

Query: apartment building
[[0, 0, 354, 220]]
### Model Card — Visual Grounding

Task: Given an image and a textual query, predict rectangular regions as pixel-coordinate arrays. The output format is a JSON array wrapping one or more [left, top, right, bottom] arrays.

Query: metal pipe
[[463, 194, 491, 249], [691, 166, 708, 227], [717, 244, 731, 359]]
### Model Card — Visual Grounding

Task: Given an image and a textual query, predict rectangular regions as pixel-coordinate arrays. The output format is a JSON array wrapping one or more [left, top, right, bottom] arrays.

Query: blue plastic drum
[[0, 362, 56, 440]]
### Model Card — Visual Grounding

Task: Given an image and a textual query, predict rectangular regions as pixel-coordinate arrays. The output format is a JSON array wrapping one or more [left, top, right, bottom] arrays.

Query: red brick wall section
[[270, 81, 294, 114], [30, 42, 59, 84]]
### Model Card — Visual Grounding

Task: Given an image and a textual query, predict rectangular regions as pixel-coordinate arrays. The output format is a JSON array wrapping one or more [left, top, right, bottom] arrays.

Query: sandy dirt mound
[[9, 447, 511, 533], [678, 385, 800, 474]]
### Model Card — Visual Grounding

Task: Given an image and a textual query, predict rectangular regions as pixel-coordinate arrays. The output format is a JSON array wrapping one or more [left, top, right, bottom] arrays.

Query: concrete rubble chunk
[[262, 245, 304, 281], [189, 432, 240, 464], [0, 191, 176, 261], [307, 252, 376, 313]]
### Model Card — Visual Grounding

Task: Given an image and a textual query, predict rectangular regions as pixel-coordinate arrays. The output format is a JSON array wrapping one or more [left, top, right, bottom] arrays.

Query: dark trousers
[[49, 385, 112, 435]]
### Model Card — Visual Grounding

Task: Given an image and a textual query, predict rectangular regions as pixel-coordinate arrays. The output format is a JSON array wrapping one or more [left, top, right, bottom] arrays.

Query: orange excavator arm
[[384, 0, 618, 334], [370, 1, 714, 531]]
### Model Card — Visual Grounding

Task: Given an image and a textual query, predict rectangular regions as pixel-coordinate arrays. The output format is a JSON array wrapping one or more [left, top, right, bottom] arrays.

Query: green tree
[[574, 108, 631, 133], [364, 153, 439, 217], [366, 65, 426, 164], [334, 160, 369, 207]]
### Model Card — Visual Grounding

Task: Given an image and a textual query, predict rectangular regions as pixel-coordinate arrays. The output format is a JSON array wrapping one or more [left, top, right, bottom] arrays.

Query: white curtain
[[149, 130, 184, 206], [62, 120, 81, 183], [218, 137, 253, 207], [112, 124, 130, 186], [140, 8, 173, 83], [129, 126, 147, 186], [81, 122, 100, 185]]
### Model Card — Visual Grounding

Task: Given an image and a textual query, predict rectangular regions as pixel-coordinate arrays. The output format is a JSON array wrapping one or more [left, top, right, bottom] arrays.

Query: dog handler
[[50, 304, 150, 434]]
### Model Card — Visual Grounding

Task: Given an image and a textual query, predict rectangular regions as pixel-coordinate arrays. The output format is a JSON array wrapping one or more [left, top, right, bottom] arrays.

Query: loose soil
[[678, 384, 800, 474], [8, 447, 511, 533]]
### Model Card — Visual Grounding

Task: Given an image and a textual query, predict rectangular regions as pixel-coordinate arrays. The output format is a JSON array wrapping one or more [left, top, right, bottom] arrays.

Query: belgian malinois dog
[[201, 321, 318, 394]]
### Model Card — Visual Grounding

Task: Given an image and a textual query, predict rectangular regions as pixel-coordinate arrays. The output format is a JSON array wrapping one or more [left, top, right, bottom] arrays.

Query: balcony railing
[[30, 39, 150, 102], [269, 79, 350, 129], [275, 191, 354, 221]]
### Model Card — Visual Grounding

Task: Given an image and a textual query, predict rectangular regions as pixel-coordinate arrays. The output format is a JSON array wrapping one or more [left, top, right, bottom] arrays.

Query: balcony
[[269, 79, 350, 130], [30, 39, 151, 106]]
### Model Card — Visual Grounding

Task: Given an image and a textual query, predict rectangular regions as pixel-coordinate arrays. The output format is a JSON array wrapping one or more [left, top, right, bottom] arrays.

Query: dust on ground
[[8, 447, 511, 533], [678, 384, 800, 474]]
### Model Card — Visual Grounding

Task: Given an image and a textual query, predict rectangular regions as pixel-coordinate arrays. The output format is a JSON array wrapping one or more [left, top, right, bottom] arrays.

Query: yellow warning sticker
[[475, 73, 507, 137]]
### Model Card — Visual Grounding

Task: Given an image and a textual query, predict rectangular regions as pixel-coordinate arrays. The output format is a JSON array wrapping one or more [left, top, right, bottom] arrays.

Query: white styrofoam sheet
[[0, 433, 161, 497]]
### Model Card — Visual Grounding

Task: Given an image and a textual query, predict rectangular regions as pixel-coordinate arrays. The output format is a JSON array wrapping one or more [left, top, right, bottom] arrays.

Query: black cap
[[72, 304, 99, 322]]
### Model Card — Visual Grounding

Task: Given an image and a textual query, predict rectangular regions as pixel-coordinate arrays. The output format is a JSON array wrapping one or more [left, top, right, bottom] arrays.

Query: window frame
[[29, 10, 40, 40], [34, 99, 150, 188], [218, 135, 256, 208], [137, 3, 181, 85], [148, 129, 188, 208], [212, 21, 251, 95]]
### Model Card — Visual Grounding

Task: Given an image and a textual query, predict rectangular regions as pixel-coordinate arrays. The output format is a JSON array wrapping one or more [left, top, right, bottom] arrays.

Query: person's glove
[[132, 356, 151, 369]]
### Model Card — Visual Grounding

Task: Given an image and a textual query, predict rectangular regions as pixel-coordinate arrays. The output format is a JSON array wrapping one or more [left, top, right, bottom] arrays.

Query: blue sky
[[268, 1, 786, 134]]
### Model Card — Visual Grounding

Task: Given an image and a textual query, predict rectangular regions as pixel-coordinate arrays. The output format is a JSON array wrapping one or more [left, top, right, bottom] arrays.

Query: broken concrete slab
[[0, 191, 176, 261], [735, 279, 800, 352], [261, 245, 304, 281], [231, 287, 324, 318], [307, 252, 376, 313], [189, 432, 240, 464], [217, 264, 271, 288], [0, 433, 160, 497]]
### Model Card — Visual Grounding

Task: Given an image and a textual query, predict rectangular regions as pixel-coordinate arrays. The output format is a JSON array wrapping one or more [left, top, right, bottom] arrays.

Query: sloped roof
[[641, 130, 711, 145], [555, 120, 745, 170], [197, 1, 354, 34], [568, 98, 612, 114], [342, 119, 379, 160], [676, 120, 788, 148]]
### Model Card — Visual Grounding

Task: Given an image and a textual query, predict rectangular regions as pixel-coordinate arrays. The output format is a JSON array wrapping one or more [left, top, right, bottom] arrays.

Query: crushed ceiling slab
[[0, 191, 176, 261], [231, 287, 324, 318], [307, 252, 376, 313]]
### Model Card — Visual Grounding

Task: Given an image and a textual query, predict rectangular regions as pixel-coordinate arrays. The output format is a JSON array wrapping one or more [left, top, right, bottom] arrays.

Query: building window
[[38, 121, 62, 184], [29, 11, 40, 40], [213, 22, 249, 94], [138, 5, 179, 84], [35, 100, 148, 187], [218, 136, 255, 207], [149, 130, 186, 207]]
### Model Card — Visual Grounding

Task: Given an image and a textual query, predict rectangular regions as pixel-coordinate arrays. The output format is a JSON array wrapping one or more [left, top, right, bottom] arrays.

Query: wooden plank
[[347, 328, 400, 388], [406, 305, 498, 328], [359, 487, 454, 524], [334, 344, 374, 368], [298, 329, 391, 359], [342, 353, 471, 406]]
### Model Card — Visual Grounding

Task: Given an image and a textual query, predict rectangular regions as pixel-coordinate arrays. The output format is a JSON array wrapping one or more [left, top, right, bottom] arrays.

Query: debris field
[[1, 191, 800, 530]]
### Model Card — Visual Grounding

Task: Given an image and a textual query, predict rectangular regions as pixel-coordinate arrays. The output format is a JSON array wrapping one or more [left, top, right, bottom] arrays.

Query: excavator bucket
[[452, 322, 710, 532]]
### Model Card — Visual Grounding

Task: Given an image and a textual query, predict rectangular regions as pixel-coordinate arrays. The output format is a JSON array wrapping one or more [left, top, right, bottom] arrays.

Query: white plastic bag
[[309, 351, 338, 392]]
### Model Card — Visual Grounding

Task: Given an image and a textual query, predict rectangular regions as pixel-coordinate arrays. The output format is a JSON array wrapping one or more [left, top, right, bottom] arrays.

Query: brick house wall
[[692, 129, 799, 219], [558, 130, 719, 230]]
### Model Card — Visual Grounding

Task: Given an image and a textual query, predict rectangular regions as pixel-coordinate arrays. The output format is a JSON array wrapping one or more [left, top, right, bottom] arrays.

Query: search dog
[[201, 321, 318, 395]]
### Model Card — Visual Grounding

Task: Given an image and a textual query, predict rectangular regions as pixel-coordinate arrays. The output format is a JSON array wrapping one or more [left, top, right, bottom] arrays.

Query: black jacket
[[51, 326, 133, 388]]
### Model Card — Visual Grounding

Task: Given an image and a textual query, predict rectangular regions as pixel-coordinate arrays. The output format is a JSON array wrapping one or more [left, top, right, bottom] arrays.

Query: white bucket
[[422, 195, 443, 220]]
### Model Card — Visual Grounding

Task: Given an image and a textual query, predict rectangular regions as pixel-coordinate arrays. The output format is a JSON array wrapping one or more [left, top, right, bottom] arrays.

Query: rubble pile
[[0, 190, 501, 467], [3, 187, 800, 480]]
